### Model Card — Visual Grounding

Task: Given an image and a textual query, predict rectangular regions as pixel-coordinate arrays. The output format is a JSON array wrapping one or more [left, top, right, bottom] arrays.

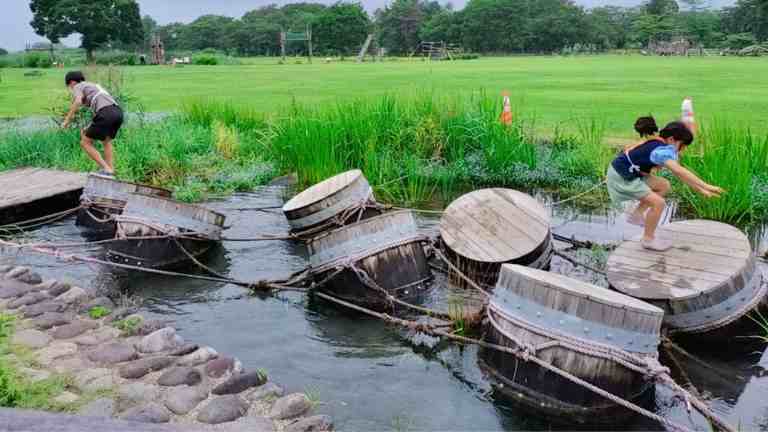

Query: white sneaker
[[625, 203, 646, 227], [641, 238, 673, 252]]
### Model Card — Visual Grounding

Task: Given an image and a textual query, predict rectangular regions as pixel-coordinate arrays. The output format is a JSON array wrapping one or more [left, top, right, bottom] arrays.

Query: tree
[[314, 3, 371, 55], [632, 12, 676, 44], [0, 48, 8, 56], [643, 0, 679, 16], [29, 0, 144, 61], [177, 15, 234, 51], [376, 0, 442, 54], [721, 0, 768, 41], [141, 15, 158, 50], [586, 6, 637, 49]]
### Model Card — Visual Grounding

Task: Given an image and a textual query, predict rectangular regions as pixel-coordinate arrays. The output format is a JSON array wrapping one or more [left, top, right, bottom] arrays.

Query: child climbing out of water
[[606, 119, 724, 251], [61, 71, 123, 177]]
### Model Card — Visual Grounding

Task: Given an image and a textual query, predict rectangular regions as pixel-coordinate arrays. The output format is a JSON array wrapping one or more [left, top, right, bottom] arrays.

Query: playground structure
[[647, 37, 693, 56], [411, 41, 464, 60], [150, 35, 165, 65], [280, 26, 313, 63]]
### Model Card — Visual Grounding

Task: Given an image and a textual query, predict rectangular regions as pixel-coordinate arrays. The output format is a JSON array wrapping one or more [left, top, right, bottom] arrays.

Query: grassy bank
[[3, 56, 768, 135]]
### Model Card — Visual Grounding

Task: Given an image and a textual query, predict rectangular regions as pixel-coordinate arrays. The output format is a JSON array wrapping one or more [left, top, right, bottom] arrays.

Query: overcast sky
[[1, 0, 734, 51]]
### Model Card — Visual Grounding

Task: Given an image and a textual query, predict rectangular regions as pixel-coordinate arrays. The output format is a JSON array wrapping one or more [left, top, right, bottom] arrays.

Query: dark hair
[[659, 121, 694, 146], [634, 116, 658, 137], [65, 71, 85, 86]]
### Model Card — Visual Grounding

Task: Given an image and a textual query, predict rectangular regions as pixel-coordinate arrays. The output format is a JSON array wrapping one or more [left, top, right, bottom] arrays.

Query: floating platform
[[607, 220, 767, 350], [0, 168, 86, 226], [440, 189, 552, 287], [480, 264, 663, 425]]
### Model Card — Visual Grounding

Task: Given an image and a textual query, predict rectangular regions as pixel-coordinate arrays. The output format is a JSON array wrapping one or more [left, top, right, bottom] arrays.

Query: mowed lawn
[[1, 55, 767, 133]]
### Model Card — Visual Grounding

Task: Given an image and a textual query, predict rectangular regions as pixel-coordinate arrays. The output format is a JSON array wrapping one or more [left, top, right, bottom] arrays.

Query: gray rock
[[269, 394, 311, 420], [14, 270, 43, 285], [177, 346, 218, 367], [104, 307, 138, 323], [87, 342, 137, 365], [248, 383, 285, 402], [52, 356, 88, 374], [47, 282, 73, 298], [51, 320, 99, 340], [121, 403, 171, 424], [285, 415, 334, 432], [8, 291, 51, 309], [34, 312, 72, 330], [22, 300, 67, 318], [6, 266, 31, 280], [164, 385, 209, 415], [119, 356, 175, 379], [137, 319, 174, 336], [73, 326, 121, 346], [0, 265, 13, 274], [0, 283, 28, 299], [237, 417, 276, 432], [81, 296, 115, 314], [19, 367, 51, 382], [205, 356, 242, 378], [53, 391, 80, 405], [157, 366, 202, 387], [118, 382, 161, 411], [79, 398, 115, 418], [37, 342, 78, 366], [12, 329, 52, 349], [56, 286, 89, 304], [197, 395, 249, 424], [74, 368, 113, 392], [169, 343, 199, 357], [213, 371, 267, 395], [137, 327, 183, 354]]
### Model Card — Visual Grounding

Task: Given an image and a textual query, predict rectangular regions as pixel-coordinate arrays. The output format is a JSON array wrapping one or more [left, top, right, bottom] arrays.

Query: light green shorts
[[606, 165, 651, 204]]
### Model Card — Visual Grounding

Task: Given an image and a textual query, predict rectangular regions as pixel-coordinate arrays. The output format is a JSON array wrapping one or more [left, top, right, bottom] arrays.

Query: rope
[[430, 246, 491, 298], [0, 205, 84, 232], [545, 180, 607, 208]]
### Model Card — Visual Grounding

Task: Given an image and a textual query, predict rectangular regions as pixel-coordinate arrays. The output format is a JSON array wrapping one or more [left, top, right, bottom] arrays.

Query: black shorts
[[85, 105, 124, 141]]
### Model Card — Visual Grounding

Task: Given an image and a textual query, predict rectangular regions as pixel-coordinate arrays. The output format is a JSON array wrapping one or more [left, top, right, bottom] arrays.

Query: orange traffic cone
[[499, 91, 513, 126]]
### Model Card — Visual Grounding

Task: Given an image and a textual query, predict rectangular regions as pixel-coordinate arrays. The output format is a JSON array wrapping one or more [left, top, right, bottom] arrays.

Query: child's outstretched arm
[[664, 160, 724, 197], [61, 99, 82, 129]]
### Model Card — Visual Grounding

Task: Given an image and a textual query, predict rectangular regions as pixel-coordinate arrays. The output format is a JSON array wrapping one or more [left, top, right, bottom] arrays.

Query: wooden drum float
[[282, 170, 381, 239], [76, 174, 171, 236], [480, 264, 664, 425], [607, 220, 767, 352], [106, 194, 226, 269], [440, 188, 552, 287], [307, 210, 431, 309]]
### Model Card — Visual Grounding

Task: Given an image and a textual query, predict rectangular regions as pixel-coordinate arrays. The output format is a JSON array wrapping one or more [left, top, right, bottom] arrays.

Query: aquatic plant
[[87, 306, 111, 320], [113, 316, 143, 336]]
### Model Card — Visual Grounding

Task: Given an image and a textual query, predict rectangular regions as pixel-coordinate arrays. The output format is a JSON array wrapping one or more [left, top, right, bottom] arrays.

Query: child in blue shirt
[[606, 120, 724, 251]]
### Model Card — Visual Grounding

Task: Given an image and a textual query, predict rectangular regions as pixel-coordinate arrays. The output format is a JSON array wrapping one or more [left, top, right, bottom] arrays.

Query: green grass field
[[2, 55, 768, 134]]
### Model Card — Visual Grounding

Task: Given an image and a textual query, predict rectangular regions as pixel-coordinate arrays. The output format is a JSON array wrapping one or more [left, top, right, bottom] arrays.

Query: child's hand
[[61, 121, 69, 129], [698, 184, 723, 198]]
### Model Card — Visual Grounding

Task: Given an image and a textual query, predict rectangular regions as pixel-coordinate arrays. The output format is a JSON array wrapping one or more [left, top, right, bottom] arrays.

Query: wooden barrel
[[282, 170, 381, 237], [76, 174, 171, 236], [308, 210, 431, 309], [106, 194, 226, 269], [607, 220, 767, 352], [480, 264, 664, 425], [440, 188, 552, 287]]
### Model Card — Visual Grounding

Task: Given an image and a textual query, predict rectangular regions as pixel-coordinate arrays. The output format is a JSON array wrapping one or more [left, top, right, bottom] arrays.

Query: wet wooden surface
[[440, 188, 550, 263], [606, 220, 752, 301], [283, 169, 362, 211], [0, 168, 85, 210]]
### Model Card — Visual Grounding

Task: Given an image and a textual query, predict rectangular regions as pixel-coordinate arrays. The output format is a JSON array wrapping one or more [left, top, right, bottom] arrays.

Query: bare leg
[[80, 130, 111, 172], [103, 138, 115, 173], [641, 192, 666, 241], [633, 176, 671, 217]]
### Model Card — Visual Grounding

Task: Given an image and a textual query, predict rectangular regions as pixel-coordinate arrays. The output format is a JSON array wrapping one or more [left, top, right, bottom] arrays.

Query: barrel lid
[[84, 174, 171, 199], [497, 264, 664, 315], [122, 193, 226, 237], [283, 170, 363, 212], [440, 189, 550, 263], [607, 220, 752, 301]]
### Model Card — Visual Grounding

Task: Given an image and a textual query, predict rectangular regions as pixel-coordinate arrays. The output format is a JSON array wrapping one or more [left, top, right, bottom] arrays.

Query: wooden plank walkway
[[0, 168, 86, 226]]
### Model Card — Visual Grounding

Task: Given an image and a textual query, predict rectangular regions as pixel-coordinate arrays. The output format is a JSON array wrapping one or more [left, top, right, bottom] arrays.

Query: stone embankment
[[0, 264, 333, 432]]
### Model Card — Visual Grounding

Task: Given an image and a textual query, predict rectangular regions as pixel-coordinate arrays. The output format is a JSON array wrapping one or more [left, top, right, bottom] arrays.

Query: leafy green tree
[[376, 0, 443, 54], [721, 0, 768, 41], [0, 48, 8, 56], [141, 15, 158, 50], [178, 15, 234, 51], [643, 0, 680, 16], [632, 12, 676, 44], [419, 9, 463, 43], [725, 32, 758, 48], [587, 6, 637, 49], [314, 3, 371, 55], [29, 0, 144, 61]]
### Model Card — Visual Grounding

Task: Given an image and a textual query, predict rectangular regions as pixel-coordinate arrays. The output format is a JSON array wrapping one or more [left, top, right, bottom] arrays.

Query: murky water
[[2, 185, 767, 431], [0, 112, 170, 133]]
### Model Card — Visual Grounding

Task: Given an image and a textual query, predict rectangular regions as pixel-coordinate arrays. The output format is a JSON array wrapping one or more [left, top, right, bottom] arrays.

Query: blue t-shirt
[[649, 145, 678, 166]]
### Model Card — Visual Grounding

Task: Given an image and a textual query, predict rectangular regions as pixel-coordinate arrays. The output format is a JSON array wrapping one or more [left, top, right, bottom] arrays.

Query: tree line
[[19, 0, 768, 60]]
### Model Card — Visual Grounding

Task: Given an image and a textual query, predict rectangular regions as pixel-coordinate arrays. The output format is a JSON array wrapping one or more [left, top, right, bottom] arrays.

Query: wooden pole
[[307, 25, 313, 64], [280, 31, 286, 62]]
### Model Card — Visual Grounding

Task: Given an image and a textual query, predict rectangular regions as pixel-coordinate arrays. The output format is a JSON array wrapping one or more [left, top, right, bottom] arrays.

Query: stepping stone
[[197, 395, 248, 424], [119, 356, 175, 379], [87, 342, 137, 365], [118, 382, 161, 411], [121, 403, 171, 424], [74, 368, 113, 392], [177, 346, 218, 367], [157, 366, 202, 387], [213, 371, 267, 395], [52, 356, 88, 374], [56, 286, 89, 304], [0, 280, 38, 299], [8, 292, 51, 309], [54, 391, 80, 405], [169, 343, 198, 357], [205, 356, 242, 378], [164, 385, 209, 415], [285, 415, 334, 432], [235, 417, 276, 432], [6, 267, 31, 280], [22, 301, 67, 318], [137, 319, 174, 336], [248, 383, 285, 402], [79, 398, 115, 418], [37, 342, 78, 366], [137, 327, 183, 354], [14, 271, 42, 285], [73, 326, 121, 346], [270, 394, 312, 420], [19, 367, 51, 382], [51, 320, 99, 340], [104, 307, 138, 323], [47, 282, 73, 298], [12, 329, 52, 349], [34, 312, 72, 330]]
